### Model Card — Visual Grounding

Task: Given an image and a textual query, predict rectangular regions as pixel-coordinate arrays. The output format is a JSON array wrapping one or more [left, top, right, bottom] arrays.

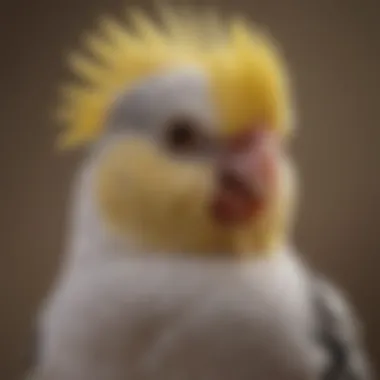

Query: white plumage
[[33, 42, 372, 379]]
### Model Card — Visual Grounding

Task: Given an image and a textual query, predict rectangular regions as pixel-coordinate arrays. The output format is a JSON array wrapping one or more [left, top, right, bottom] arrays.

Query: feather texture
[[57, 7, 292, 149]]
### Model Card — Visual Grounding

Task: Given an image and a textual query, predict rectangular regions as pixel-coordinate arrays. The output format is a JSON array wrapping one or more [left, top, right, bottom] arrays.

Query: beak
[[211, 129, 278, 226]]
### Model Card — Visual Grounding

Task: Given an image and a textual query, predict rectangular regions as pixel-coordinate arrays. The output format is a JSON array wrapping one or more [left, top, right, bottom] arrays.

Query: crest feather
[[58, 7, 292, 149]]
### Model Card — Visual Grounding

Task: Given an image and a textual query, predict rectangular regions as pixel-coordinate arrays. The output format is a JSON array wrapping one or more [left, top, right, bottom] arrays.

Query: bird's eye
[[164, 118, 200, 153]]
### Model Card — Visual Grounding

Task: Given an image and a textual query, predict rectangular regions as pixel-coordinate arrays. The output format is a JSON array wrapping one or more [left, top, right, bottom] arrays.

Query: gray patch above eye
[[104, 67, 217, 137]]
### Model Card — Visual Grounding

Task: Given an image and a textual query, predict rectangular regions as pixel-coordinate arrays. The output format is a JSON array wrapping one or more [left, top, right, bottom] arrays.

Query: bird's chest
[[40, 253, 321, 380]]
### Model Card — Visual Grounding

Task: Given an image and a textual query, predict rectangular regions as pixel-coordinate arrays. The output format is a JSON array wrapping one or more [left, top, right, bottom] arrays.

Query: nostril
[[218, 170, 250, 195], [219, 171, 238, 188]]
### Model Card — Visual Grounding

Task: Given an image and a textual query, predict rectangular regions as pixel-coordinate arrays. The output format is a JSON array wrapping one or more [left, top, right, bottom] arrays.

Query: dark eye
[[164, 118, 199, 152]]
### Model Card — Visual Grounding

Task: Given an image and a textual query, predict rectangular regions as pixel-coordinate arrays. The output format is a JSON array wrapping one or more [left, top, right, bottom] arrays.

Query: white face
[[91, 67, 294, 255], [107, 68, 217, 136]]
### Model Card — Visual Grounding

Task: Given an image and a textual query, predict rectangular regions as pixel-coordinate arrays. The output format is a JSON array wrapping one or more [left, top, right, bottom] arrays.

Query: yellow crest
[[57, 7, 293, 149]]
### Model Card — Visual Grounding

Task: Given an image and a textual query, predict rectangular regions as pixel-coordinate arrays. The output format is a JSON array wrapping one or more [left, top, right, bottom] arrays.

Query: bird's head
[[59, 8, 297, 257]]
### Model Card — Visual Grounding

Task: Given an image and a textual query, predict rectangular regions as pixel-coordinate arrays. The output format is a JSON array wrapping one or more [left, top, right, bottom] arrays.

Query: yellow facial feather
[[58, 6, 292, 149], [96, 136, 295, 255]]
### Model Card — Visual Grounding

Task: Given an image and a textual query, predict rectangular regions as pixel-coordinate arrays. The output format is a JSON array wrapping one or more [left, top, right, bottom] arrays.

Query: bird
[[31, 6, 373, 380]]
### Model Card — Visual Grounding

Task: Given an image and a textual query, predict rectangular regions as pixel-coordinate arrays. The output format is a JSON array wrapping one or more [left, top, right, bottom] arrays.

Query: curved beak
[[211, 129, 278, 226]]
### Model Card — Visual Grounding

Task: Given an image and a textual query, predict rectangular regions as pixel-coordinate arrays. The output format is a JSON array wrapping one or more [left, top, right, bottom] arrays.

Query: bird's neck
[[61, 158, 131, 273]]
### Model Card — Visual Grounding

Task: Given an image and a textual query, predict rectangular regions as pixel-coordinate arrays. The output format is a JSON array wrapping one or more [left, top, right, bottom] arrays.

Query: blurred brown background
[[1, 0, 379, 379]]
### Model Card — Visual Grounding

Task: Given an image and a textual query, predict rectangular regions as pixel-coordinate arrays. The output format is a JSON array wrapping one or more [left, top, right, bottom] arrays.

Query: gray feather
[[311, 276, 373, 380]]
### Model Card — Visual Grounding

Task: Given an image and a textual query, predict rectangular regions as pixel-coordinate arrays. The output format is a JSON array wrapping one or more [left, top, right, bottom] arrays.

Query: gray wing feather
[[311, 276, 374, 380]]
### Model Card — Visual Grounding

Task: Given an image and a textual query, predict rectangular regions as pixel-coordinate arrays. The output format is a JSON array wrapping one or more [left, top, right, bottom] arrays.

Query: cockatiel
[[32, 7, 372, 380]]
